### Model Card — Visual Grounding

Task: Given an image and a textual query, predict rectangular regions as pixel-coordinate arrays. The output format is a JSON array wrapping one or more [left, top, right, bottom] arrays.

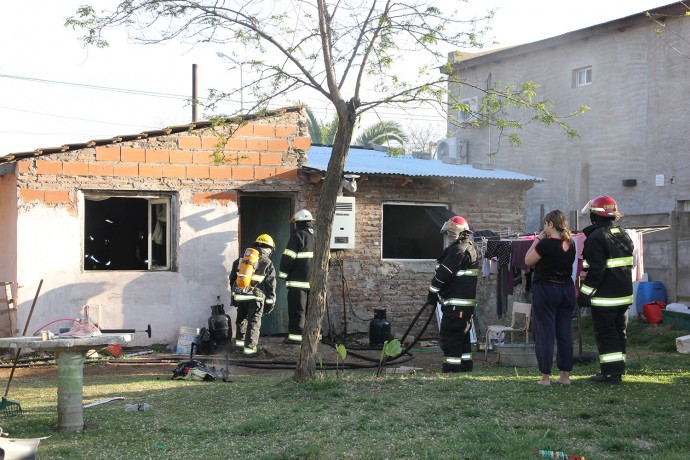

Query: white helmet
[[291, 209, 314, 222]]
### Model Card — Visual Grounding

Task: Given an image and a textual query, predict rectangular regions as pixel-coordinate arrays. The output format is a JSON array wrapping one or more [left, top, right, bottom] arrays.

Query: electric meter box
[[331, 196, 356, 249]]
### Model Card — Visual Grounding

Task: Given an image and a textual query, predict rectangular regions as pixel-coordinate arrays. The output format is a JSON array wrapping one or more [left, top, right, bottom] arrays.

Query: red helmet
[[581, 196, 623, 218], [441, 216, 472, 234]]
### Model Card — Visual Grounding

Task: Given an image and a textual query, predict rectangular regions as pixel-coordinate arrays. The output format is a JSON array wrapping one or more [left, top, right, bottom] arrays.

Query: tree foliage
[[66, 0, 584, 381]]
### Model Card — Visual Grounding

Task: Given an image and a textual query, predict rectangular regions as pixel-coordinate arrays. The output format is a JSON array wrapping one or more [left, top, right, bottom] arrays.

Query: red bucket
[[643, 301, 666, 324]]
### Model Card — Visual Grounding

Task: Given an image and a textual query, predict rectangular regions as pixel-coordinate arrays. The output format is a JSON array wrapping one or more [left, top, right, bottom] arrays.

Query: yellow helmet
[[255, 234, 275, 249]]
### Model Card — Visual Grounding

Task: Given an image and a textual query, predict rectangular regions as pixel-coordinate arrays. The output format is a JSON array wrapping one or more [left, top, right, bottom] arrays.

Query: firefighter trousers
[[287, 288, 310, 338], [439, 305, 474, 372], [235, 300, 263, 349], [591, 305, 629, 376]]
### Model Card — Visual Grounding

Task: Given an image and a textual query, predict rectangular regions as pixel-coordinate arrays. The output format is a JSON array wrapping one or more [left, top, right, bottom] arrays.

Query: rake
[[0, 279, 42, 416]]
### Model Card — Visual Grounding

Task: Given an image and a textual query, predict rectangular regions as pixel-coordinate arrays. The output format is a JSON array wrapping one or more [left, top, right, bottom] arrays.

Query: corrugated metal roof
[[306, 145, 543, 181]]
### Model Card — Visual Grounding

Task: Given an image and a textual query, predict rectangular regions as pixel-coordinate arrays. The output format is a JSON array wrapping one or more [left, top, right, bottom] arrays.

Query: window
[[381, 203, 451, 260], [83, 193, 174, 271], [573, 66, 592, 87]]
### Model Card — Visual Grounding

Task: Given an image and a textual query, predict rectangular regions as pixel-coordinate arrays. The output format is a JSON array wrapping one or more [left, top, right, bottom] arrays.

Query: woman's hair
[[544, 209, 571, 242]]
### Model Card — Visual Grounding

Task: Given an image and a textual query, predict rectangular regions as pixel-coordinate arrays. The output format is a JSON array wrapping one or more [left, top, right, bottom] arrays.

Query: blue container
[[635, 281, 666, 314]]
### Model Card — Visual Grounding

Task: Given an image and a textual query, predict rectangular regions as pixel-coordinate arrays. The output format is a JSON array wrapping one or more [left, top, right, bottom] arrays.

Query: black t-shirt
[[533, 237, 575, 286]]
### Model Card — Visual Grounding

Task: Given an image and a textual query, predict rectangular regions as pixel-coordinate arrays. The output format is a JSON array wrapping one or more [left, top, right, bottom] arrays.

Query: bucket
[[497, 343, 538, 367], [643, 302, 665, 324], [176, 326, 200, 354], [635, 282, 666, 314]]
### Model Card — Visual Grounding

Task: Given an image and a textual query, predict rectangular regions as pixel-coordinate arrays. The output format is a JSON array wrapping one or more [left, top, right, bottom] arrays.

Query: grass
[[1, 318, 689, 459]]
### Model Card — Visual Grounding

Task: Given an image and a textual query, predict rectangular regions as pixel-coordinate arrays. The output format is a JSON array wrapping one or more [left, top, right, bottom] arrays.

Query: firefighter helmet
[[255, 234, 275, 249], [581, 196, 623, 218], [441, 216, 472, 234], [291, 209, 314, 222]]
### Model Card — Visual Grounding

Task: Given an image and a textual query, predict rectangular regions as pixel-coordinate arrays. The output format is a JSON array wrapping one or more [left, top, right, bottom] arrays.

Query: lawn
[[1, 319, 689, 459]]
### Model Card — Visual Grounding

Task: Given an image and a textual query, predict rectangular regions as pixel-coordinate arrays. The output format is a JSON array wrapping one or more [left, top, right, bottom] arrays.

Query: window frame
[[380, 201, 450, 261], [81, 191, 177, 272], [573, 66, 592, 87]]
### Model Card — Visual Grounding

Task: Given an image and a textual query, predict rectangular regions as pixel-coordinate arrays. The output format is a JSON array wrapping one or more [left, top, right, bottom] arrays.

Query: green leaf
[[336, 344, 347, 360], [383, 339, 401, 357]]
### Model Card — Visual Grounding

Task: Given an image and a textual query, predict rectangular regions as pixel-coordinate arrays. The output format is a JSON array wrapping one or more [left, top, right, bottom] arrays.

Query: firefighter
[[579, 196, 634, 384], [279, 209, 316, 344], [428, 215, 479, 373], [229, 234, 277, 356]]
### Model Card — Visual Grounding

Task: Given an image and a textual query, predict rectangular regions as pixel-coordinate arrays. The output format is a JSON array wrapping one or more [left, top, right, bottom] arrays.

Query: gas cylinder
[[369, 309, 392, 348], [236, 247, 260, 290], [208, 300, 230, 342]]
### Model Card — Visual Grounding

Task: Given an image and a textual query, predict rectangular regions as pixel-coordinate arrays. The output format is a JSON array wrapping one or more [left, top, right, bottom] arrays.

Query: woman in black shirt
[[525, 210, 576, 386]]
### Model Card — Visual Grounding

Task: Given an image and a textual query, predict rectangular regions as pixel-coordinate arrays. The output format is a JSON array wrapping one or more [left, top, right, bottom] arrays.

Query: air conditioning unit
[[330, 196, 355, 249], [459, 96, 480, 124], [436, 138, 468, 164]]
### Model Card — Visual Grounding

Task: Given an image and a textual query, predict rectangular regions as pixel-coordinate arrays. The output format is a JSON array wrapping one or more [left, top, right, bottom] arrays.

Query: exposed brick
[[267, 139, 289, 152], [221, 138, 247, 151], [63, 162, 89, 176], [274, 167, 298, 180], [45, 190, 71, 204], [121, 148, 146, 162], [291, 136, 311, 151], [96, 146, 121, 161], [162, 165, 186, 178], [234, 124, 254, 136], [192, 192, 212, 205], [237, 152, 260, 165], [209, 166, 233, 179], [254, 167, 276, 180], [89, 162, 114, 176], [179, 136, 201, 149], [260, 152, 284, 166], [19, 189, 44, 202], [187, 165, 210, 178], [139, 164, 163, 178], [169, 150, 193, 163], [145, 149, 170, 163], [201, 137, 224, 150], [17, 161, 32, 173], [193, 192, 237, 205], [192, 151, 216, 164], [246, 139, 268, 151], [253, 124, 275, 137], [113, 164, 139, 177], [231, 166, 254, 180], [276, 124, 297, 138], [35, 160, 62, 175]]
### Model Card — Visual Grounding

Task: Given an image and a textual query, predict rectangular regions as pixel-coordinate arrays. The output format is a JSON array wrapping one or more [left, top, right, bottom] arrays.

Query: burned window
[[84, 194, 172, 271], [381, 203, 450, 260]]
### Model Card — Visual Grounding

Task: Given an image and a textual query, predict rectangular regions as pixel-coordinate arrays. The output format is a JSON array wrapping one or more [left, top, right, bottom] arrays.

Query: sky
[[0, 0, 677, 155]]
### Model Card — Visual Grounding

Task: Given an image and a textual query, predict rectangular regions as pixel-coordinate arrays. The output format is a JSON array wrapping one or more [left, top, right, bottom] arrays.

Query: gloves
[[263, 305, 274, 316], [577, 294, 592, 309], [426, 291, 438, 304]]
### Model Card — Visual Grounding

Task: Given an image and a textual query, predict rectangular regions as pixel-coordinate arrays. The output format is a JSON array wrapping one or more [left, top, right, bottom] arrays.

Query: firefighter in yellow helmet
[[229, 234, 277, 356], [279, 209, 316, 344]]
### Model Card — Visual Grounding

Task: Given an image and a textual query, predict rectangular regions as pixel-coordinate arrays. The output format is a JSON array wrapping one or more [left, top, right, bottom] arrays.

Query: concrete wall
[[450, 6, 690, 301], [8, 112, 309, 346]]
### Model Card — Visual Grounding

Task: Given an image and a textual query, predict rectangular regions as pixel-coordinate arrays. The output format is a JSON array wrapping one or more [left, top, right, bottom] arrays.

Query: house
[[446, 1, 690, 302], [0, 107, 309, 346], [304, 145, 543, 335]]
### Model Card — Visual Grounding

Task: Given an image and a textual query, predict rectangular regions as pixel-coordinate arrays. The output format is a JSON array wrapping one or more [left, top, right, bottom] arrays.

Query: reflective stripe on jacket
[[429, 236, 478, 307], [279, 224, 315, 290]]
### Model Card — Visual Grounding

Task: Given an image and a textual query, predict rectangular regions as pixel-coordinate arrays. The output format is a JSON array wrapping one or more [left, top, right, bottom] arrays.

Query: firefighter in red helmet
[[428, 215, 479, 373], [579, 196, 634, 384]]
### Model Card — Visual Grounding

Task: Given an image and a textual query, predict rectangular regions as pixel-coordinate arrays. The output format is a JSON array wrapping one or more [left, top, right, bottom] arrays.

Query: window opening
[[574, 66, 592, 87], [381, 203, 452, 260]]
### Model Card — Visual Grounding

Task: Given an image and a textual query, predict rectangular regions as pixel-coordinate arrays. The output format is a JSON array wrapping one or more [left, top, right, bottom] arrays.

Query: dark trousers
[[439, 305, 474, 371], [591, 305, 629, 375], [531, 283, 575, 375], [287, 288, 309, 336], [235, 300, 263, 348]]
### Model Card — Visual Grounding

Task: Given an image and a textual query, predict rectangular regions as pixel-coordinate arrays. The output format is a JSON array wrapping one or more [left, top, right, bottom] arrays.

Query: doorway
[[238, 195, 292, 335]]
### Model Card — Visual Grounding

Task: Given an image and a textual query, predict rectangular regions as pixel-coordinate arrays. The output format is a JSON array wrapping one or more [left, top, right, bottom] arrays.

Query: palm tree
[[306, 108, 339, 145], [306, 108, 406, 151]]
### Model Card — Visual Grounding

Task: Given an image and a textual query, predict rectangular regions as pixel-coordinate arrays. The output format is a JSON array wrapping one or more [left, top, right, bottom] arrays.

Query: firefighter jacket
[[429, 236, 479, 307], [229, 247, 277, 313], [279, 222, 315, 290], [580, 221, 634, 307]]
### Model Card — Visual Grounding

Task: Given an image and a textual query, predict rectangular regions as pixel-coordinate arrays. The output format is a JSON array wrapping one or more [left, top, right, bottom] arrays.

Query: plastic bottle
[[125, 403, 151, 412]]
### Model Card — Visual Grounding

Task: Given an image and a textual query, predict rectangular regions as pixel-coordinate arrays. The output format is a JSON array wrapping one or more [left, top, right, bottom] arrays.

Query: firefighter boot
[[589, 373, 622, 384]]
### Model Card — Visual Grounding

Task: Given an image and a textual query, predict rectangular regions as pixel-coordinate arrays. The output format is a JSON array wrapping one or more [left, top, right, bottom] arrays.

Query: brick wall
[[15, 112, 309, 211], [316, 175, 531, 338]]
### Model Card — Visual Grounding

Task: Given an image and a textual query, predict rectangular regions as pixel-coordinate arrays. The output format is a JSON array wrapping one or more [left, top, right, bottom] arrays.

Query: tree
[[355, 120, 407, 149], [67, 0, 583, 381]]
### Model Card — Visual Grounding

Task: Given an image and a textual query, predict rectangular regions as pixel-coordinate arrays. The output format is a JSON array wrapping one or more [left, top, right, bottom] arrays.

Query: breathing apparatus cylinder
[[369, 309, 392, 348], [236, 247, 260, 290]]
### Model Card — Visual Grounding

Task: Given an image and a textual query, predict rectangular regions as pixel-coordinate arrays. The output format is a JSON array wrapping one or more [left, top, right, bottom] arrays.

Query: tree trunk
[[293, 102, 356, 382]]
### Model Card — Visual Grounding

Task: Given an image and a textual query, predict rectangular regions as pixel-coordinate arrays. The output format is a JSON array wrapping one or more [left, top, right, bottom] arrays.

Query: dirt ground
[[0, 335, 498, 381]]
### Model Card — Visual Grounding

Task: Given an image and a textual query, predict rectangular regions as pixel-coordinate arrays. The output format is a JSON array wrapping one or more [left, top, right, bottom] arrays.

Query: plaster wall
[[0, 173, 17, 287]]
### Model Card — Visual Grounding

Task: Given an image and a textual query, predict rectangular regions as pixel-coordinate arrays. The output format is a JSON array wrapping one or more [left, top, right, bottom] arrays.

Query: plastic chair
[[484, 302, 532, 361]]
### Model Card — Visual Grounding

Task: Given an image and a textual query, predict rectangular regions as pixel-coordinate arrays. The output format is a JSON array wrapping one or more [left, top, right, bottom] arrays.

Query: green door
[[239, 195, 292, 335]]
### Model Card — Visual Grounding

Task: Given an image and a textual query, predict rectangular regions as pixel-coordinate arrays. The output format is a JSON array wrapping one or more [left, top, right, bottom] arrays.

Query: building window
[[83, 193, 174, 271], [573, 66, 592, 87], [381, 203, 450, 260]]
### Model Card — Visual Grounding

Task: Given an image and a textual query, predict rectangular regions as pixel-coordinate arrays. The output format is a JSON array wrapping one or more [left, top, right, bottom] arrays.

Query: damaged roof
[[305, 145, 543, 181]]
